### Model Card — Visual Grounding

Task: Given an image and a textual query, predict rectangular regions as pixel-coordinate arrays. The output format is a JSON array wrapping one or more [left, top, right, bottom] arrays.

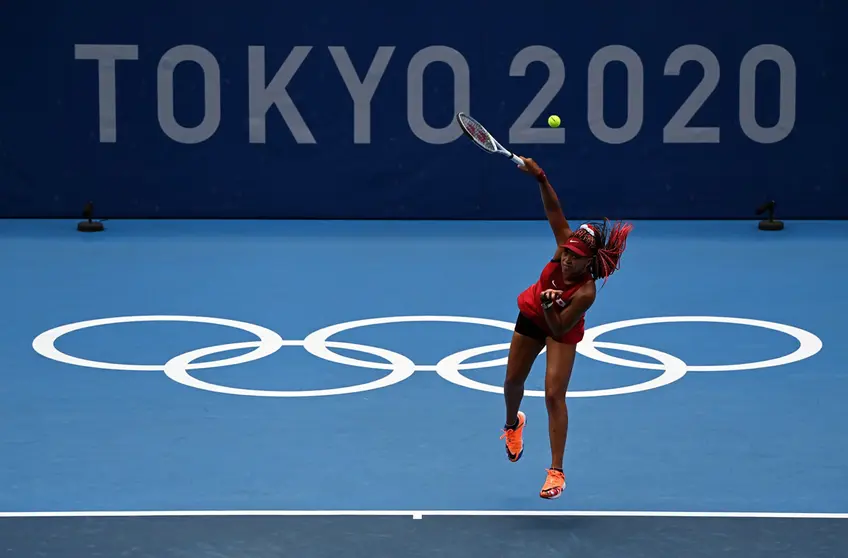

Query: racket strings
[[460, 117, 496, 152]]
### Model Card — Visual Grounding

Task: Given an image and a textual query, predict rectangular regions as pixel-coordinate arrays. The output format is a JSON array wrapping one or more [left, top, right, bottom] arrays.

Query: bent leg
[[504, 330, 545, 425], [501, 329, 545, 462], [544, 339, 578, 470]]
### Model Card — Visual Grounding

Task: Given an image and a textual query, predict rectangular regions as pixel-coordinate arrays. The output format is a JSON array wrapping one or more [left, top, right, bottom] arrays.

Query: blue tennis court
[[1, 218, 846, 557]]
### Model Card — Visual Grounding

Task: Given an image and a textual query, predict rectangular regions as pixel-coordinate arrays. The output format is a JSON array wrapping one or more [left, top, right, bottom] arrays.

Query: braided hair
[[570, 219, 633, 284]]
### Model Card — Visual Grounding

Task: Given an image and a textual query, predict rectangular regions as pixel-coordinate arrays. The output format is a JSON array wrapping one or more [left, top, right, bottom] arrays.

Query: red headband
[[561, 224, 598, 257]]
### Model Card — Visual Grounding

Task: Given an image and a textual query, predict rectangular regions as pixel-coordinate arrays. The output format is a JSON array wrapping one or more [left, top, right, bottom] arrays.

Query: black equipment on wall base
[[77, 201, 104, 232], [755, 200, 783, 231]]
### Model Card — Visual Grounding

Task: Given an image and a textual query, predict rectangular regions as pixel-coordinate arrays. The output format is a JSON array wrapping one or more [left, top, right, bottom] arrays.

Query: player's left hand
[[540, 289, 563, 306]]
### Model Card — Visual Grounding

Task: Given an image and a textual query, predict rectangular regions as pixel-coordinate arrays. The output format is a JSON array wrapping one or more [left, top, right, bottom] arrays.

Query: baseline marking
[[1, 510, 845, 519]]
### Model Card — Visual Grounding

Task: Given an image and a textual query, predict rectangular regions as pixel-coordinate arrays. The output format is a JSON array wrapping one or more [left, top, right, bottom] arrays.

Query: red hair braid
[[584, 218, 633, 284]]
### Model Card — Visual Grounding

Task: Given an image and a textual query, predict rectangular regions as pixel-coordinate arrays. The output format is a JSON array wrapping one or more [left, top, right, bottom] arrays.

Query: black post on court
[[77, 201, 105, 233], [756, 200, 784, 231]]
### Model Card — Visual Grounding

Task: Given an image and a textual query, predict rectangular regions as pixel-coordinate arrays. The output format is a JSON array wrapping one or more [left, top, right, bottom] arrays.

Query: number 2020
[[508, 44, 796, 145]]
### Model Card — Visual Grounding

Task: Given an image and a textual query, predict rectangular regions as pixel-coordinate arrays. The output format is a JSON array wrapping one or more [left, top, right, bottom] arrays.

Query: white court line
[[0, 510, 846, 519]]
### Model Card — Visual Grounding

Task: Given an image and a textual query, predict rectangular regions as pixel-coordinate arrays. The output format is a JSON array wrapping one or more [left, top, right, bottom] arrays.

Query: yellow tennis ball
[[547, 115, 561, 128]]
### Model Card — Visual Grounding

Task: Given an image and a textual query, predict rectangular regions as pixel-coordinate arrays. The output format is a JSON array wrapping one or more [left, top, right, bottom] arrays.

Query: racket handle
[[510, 154, 525, 167]]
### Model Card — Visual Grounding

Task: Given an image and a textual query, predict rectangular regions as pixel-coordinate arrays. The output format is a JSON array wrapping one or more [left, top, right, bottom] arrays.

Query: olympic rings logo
[[31, 314, 823, 398]]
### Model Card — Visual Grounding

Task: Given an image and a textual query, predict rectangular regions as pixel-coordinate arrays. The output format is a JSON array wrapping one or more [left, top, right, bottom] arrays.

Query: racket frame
[[455, 112, 525, 167]]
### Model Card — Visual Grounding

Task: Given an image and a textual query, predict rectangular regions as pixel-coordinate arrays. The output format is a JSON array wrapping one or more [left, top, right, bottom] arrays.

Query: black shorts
[[514, 312, 549, 343]]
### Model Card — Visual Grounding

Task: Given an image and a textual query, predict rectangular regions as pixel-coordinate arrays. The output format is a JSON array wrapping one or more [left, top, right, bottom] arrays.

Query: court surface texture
[[1, 218, 846, 558]]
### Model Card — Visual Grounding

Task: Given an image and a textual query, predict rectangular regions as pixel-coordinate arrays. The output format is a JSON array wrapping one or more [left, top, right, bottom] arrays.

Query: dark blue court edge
[[1, 516, 845, 557]]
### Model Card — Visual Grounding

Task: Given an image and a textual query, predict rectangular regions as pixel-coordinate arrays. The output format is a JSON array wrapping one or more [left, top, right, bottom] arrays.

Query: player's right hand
[[518, 156, 544, 179]]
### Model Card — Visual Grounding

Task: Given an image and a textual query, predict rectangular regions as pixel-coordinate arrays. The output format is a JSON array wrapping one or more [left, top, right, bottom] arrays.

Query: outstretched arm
[[518, 156, 572, 247]]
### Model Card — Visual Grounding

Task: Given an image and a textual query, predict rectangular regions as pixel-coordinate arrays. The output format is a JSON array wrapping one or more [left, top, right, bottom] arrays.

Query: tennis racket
[[456, 112, 525, 167]]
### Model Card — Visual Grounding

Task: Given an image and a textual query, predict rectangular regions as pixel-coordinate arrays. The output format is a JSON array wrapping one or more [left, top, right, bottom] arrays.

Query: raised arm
[[518, 157, 572, 248]]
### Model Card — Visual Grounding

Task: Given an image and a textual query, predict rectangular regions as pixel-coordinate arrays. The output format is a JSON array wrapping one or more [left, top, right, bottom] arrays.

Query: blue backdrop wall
[[0, 0, 844, 219]]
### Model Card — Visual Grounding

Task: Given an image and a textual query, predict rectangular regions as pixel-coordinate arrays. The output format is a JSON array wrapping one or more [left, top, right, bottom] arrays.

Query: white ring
[[31, 313, 823, 399], [578, 316, 823, 372], [31, 315, 284, 371], [301, 315, 545, 371], [435, 341, 688, 397], [162, 340, 416, 397]]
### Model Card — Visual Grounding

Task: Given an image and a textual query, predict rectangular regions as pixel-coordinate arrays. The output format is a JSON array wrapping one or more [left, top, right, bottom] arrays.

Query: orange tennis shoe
[[500, 411, 526, 462], [540, 468, 566, 499]]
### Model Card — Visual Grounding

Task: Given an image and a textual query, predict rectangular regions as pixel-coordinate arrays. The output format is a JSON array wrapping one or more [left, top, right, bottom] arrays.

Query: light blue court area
[[0, 219, 847, 518]]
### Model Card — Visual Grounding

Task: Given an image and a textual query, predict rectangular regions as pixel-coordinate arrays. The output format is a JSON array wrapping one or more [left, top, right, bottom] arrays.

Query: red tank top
[[516, 259, 592, 344]]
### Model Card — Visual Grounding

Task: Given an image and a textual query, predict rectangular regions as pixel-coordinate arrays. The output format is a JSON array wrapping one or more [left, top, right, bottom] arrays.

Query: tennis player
[[500, 156, 633, 499]]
